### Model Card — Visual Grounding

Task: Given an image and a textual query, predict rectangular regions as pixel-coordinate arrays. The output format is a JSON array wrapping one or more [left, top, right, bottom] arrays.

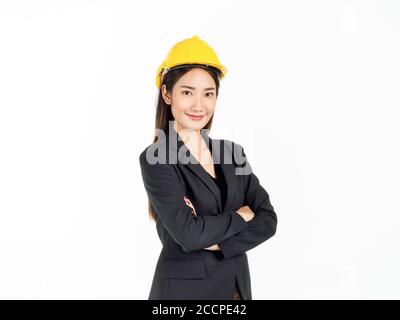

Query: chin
[[182, 121, 206, 131]]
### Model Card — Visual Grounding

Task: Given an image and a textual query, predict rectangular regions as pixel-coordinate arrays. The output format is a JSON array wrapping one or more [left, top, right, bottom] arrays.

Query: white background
[[0, 0, 399, 299]]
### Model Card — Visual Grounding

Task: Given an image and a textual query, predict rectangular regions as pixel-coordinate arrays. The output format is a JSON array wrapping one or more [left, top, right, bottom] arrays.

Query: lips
[[186, 113, 204, 121]]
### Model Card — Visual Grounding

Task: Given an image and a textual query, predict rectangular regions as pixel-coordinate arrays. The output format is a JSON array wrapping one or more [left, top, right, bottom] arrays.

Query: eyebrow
[[180, 85, 215, 91]]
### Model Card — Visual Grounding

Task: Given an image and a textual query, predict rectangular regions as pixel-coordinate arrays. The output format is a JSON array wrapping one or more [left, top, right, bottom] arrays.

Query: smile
[[186, 114, 204, 121]]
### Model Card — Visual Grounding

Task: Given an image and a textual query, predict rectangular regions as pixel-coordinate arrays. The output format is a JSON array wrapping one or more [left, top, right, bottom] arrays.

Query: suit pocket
[[159, 257, 206, 279]]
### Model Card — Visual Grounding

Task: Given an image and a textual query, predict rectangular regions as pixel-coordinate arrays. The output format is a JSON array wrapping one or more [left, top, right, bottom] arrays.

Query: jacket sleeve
[[218, 144, 278, 259], [139, 151, 248, 253]]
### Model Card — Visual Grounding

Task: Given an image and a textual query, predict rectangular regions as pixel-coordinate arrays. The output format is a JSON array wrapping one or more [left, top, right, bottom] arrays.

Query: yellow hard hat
[[155, 35, 228, 89]]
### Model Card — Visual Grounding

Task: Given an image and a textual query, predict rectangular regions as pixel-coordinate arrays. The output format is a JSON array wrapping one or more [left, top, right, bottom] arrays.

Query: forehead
[[176, 68, 216, 87]]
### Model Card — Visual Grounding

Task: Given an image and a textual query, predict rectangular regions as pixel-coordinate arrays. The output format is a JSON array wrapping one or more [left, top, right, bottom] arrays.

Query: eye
[[182, 90, 192, 95], [206, 92, 214, 97]]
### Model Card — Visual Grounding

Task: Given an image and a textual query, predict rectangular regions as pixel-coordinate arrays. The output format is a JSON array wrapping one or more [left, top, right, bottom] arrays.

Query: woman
[[139, 35, 277, 300]]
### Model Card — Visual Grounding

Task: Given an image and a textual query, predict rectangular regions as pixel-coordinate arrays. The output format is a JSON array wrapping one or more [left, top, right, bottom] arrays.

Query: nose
[[191, 94, 205, 112]]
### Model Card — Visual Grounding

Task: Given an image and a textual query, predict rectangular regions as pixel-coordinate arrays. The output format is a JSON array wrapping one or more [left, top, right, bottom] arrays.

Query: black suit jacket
[[139, 126, 277, 300]]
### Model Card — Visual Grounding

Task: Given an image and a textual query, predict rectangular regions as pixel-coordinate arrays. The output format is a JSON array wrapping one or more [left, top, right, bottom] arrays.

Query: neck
[[173, 121, 202, 150]]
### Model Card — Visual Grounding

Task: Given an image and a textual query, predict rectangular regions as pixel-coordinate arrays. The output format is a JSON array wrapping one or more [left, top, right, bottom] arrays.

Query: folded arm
[[215, 144, 278, 259], [139, 151, 248, 253]]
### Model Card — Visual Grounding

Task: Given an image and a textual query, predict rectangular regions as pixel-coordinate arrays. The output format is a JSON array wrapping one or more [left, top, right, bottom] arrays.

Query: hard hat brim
[[156, 63, 227, 89]]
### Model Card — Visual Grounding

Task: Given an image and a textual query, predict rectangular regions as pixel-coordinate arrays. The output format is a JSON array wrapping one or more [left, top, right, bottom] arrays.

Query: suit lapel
[[213, 138, 236, 212], [168, 127, 226, 213], [187, 162, 223, 213]]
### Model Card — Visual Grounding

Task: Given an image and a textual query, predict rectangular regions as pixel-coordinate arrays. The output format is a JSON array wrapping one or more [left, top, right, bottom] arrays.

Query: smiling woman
[[162, 68, 217, 130], [139, 35, 278, 300]]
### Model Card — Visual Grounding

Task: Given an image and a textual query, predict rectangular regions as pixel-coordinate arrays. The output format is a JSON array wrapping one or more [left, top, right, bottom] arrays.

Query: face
[[161, 68, 217, 132]]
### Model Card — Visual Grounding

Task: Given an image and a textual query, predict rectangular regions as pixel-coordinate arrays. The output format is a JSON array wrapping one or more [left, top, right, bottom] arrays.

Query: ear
[[161, 84, 171, 105]]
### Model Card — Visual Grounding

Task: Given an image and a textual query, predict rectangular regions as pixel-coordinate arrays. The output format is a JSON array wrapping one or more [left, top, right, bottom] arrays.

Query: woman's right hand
[[235, 205, 255, 222]]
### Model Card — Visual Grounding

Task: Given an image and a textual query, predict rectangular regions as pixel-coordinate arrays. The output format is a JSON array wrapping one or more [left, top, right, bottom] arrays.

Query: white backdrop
[[0, 0, 399, 299]]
